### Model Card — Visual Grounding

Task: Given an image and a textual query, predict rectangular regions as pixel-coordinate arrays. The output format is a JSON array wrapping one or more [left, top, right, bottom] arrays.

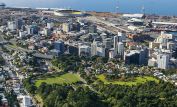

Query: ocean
[[1, 0, 177, 16]]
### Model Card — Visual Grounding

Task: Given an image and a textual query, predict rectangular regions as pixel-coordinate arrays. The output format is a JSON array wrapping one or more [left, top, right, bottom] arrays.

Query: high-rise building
[[148, 58, 157, 67], [91, 40, 98, 56], [157, 54, 170, 69], [19, 31, 26, 38], [118, 32, 126, 42], [113, 36, 118, 55], [54, 40, 65, 54], [78, 45, 91, 57], [91, 40, 105, 57], [16, 18, 23, 30], [124, 51, 140, 65], [8, 21, 17, 30], [117, 42, 124, 58], [27, 25, 39, 35], [103, 38, 112, 49], [73, 22, 81, 32], [109, 49, 115, 59], [124, 49, 147, 65], [114, 34, 123, 55], [62, 23, 72, 33]]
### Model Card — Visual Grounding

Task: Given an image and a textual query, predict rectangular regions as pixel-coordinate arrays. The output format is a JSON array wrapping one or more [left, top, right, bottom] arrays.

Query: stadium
[[54, 9, 85, 17]]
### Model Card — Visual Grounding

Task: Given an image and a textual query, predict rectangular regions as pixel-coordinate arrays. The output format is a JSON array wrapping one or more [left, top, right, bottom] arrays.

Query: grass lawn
[[35, 73, 81, 87], [97, 74, 159, 86]]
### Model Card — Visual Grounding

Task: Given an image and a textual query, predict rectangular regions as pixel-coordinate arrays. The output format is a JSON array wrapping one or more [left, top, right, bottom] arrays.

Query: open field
[[35, 73, 81, 87], [97, 74, 159, 86], [34, 94, 43, 107]]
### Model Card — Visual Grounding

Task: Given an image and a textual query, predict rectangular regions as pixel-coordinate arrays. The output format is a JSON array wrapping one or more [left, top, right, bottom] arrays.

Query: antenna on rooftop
[[115, 0, 119, 14], [141, 5, 145, 14]]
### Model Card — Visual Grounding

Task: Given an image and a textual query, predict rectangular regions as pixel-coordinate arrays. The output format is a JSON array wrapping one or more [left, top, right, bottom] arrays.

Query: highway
[[81, 16, 131, 34]]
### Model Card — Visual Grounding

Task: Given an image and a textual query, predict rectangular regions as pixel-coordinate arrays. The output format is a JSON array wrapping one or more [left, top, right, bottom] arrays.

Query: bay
[[1, 0, 177, 16]]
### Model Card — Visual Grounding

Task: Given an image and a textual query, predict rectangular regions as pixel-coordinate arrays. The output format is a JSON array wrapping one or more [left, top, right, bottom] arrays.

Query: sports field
[[97, 74, 159, 86], [35, 73, 81, 87]]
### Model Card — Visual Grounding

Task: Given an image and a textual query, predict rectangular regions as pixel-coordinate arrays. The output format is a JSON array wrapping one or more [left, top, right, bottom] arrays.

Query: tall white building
[[19, 31, 26, 38], [91, 40, 98, 56], [62, 23, 72, 33], [118, 32, 126, 42], [114, 32, 125, 55], [91, 40, 105, 57], [157, 54, 170, 69], [8, 21, 17, 30], [113, 36, 118, 55], [109, 48, 115, 59], [78, 45, 91, 56], [117, 42, 124, 58]]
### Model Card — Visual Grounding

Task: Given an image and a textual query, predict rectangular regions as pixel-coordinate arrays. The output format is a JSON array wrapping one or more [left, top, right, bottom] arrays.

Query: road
[[80, 16, 131, 34], [1, 51, 37, 106], [0, 32, 5, 42]]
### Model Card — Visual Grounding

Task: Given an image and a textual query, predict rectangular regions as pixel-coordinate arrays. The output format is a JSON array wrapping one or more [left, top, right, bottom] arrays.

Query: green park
[[35, 73, 81, 87], [97, 74, 159, 86]]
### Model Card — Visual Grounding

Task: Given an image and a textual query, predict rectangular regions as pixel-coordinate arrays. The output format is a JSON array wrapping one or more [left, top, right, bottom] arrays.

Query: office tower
[[62, 23, 72, 33], [103, 38, 112, 49], [78, 45, 91, 56], [113, 36, 119, 55], [109, 49, 115, 59], [91, 40, 105, 57], [27, 26, 31, 35], [97, 46, 105, 57], [16, 18, 23, 30], [19, 31, 26, 38], [124, 51, 140, 65], [117, 42, 124, 58], [8, 21, 17, 30], [73, 22, 81, 32], [118, 31, 126, 42], [139, 49, 146, 65], [54, 40, 65, 54], [124, 49, 147, 65], [31, 25, 39, 35], [148, 58, 157, 67], [89, 25, 97, 33], [91, 40, 98, 56], [157, 54, 170, 69], [27, 25, 39, 35]]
